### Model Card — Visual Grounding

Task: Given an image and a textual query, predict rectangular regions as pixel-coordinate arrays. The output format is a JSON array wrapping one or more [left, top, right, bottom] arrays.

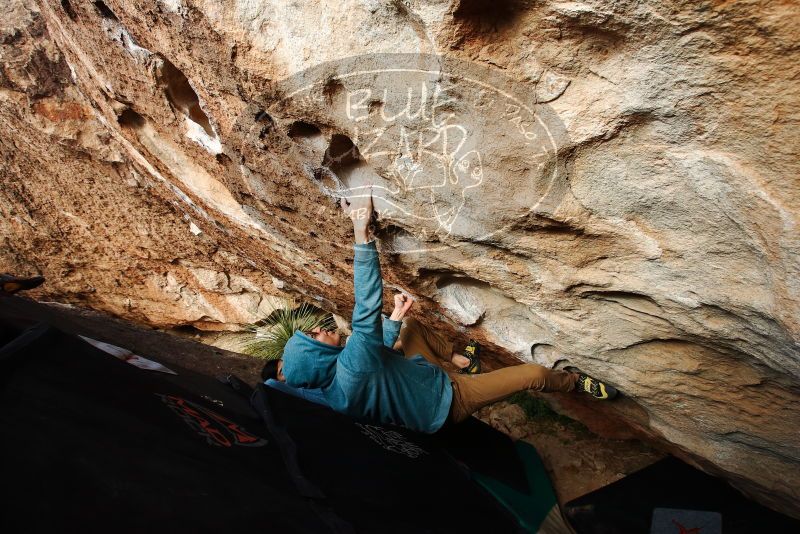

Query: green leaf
[[241, 302, 336, 360]]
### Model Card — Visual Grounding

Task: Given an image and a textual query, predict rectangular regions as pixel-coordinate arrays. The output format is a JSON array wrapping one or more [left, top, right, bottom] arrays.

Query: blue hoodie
[[281, 240, 453, 433], [265, 316, 401, 405]]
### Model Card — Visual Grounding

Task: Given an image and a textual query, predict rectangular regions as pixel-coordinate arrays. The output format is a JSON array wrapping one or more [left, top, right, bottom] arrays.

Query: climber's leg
[[397, 317, 480, 371], [397, 317, 454, 367], [447, 364, 578, 424]]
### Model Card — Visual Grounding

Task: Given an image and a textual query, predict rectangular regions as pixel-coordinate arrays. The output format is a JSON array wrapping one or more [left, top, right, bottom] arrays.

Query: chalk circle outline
[[235, 54, 569, 255]]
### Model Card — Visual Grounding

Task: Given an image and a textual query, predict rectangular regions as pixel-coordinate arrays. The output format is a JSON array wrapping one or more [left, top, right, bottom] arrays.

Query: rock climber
[[262, 189, 617, 433]]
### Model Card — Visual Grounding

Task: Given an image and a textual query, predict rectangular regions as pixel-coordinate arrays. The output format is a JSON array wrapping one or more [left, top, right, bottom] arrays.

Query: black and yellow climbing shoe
[[576, 373, 618, 400], [0, 274, 45, 296], [459, 340, 482, 374]]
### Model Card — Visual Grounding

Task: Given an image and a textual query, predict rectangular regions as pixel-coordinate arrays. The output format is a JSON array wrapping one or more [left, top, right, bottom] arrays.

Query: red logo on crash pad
[[157, 394, 267, 448]]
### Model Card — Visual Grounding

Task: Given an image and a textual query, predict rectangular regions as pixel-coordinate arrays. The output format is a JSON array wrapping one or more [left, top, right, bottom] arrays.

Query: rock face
[[1, 0, 798, 517]]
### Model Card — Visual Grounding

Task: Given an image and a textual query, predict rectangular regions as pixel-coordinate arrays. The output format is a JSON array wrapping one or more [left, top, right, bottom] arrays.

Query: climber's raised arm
[[383, 293, 413, 348], [342, 188, 383, 342]]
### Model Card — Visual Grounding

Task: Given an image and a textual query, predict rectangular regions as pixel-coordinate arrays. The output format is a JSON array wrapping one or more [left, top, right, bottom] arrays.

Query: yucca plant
[[241, 302, 336, 360]]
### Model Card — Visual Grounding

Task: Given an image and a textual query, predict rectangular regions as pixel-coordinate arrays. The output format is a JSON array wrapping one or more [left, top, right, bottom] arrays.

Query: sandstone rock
[[1, 0, 798, 517], [435, 278, 486, 326]]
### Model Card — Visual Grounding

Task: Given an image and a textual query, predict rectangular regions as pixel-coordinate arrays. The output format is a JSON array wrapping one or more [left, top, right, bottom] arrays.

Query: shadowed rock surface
[[1, 0, 798, 517]]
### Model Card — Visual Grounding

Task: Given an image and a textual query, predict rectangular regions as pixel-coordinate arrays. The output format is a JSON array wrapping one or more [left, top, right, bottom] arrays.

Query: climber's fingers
[[341, 186, 373, 227]]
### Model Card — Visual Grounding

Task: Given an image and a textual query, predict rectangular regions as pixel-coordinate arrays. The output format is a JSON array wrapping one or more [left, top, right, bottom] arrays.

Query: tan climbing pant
[[398, 317, 577, 424]]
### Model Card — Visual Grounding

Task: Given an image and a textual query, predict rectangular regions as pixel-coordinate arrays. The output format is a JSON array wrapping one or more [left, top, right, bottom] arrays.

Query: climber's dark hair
[[260, 359, 280, 381]]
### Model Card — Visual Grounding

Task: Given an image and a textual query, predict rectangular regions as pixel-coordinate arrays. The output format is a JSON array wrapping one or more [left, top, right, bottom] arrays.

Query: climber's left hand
[[389, 292, 414, 321]]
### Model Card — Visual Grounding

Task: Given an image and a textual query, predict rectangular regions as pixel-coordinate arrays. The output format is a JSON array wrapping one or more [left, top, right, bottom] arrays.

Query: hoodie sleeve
[[338, 240, 386, 372], [350, 240, 383, 340], [382, 314, 402, 348]]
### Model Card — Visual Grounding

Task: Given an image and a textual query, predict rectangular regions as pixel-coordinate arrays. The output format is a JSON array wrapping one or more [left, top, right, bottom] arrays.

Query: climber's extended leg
[[398, 317, 474, 371], [447, 363, 578, 424]]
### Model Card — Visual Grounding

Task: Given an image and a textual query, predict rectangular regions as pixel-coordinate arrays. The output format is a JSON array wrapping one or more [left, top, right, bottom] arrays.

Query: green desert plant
[[508, 391, 578, 427], [241, 302, 336, 360]]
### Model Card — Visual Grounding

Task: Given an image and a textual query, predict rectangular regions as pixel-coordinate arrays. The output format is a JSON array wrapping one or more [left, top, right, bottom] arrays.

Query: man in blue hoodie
[[277, 190, 617, 434]]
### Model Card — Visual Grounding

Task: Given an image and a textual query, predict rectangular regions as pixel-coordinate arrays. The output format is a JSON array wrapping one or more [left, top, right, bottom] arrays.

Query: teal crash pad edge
[[471, 441, 559, 533]]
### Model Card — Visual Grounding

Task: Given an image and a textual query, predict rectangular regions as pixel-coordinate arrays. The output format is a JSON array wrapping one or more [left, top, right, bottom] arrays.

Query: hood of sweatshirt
[[281, 331, 343, 389]]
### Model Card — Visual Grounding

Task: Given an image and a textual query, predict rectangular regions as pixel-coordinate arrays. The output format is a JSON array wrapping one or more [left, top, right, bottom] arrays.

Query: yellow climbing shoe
[[459, 340, 482, 374], [576, 373, 618, 400]]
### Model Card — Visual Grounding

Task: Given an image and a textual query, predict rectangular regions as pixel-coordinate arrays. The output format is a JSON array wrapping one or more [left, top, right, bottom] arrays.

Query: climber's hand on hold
[[340, 186, 373, 244], [389, 292, 414, 321]]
